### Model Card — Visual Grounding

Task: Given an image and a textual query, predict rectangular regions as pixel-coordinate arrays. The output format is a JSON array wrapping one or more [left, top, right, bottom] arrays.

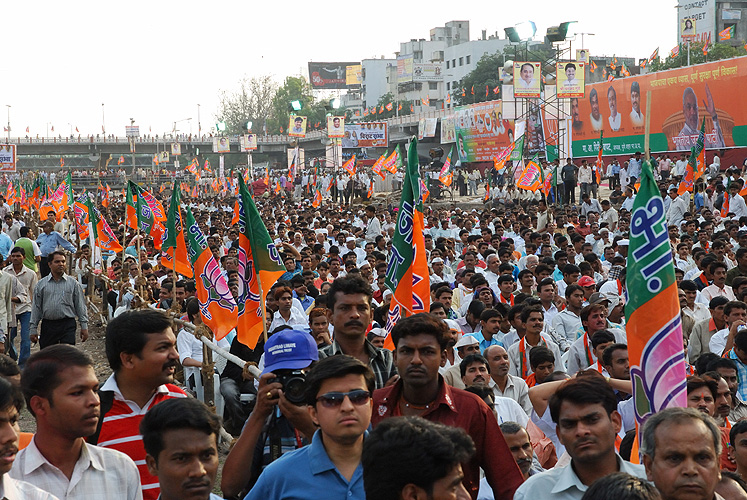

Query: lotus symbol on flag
[[199, 260, 237, 320]]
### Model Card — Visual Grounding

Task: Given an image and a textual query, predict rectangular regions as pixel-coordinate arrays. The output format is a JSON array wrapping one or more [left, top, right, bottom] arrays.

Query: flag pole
[[644, 91, 652, 162]]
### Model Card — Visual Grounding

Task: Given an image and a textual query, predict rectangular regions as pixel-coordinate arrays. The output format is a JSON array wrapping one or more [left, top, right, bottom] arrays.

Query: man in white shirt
[[708, 300, 747, 356], [364, 206, 381, 242], [666, 187, 689, 227], [515, 377, 646, 499], [0, 376, 58, 500], [484, 345, 532, 414], [728, 182, 747, 219], [12, 345, 142, 500], [702, 261, 735, 303], [599, 200, 619, 232]]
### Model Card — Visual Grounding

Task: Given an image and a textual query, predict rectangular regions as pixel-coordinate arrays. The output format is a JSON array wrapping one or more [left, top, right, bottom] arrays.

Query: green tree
[[215, 75, 277, 135], [453, 52, 505, 106], [268, 76, 315, 134], [648, 41, 746, 71]]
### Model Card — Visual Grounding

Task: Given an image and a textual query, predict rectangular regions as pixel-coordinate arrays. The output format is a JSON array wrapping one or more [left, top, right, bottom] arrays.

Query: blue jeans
[[9, 311, 30, 368]]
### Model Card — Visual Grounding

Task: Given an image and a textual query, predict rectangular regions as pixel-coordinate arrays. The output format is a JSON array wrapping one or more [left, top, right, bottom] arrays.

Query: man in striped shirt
[[89, 309, 186, 500]]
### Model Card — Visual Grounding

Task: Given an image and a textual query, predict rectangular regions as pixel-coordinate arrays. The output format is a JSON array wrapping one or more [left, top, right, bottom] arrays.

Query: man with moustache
[[90, 309, 187, 500], [12, 345, 142, 499]]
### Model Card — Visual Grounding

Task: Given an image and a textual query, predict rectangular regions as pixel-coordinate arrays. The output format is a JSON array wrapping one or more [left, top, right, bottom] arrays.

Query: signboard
[[451, 100, 514, 163], [158, 151, 170, 163], [513, 62, 541, 98], [240, 134, 257, 151], [125, 126, 139, 138], [441, 116, 456, 144], [0, 145, 16, 172], [556, 61, 586, 98], [526, 102, 547, 156], [417, 118, 438, 140], [341, 122, 388, 148], [677, 0, 715, 44], [171, 143, 181, 156], [288, 116, 307, 138], [327, 116, 345, 138], [213, 137, 231, 153], [346, 65, 362, 86], [397, 55, 414, 83], [413, 63, 442, 82], [308, 62, 359, 89], [576, 49, 589, 63], [571, 56, 747, 156]]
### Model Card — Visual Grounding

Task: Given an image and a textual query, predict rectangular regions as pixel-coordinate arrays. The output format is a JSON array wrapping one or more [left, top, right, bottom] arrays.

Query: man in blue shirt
[[35, 220, 75, 277], [291, 275, 315, 311], [245, 355, 374, 500]]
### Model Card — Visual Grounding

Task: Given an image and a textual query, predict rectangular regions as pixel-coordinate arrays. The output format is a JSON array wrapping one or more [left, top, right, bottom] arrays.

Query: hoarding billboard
[[341, 122, 388, 148], [514, 62, 541, 98], [571, 56, 747, 156], [678, 0, 715, 44], [450, 100, 514, 163], [308, 62, 359, 89]]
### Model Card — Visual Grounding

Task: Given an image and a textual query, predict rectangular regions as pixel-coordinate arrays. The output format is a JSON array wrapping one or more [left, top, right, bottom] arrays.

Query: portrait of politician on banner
[[288, 116, 307, 138], [576, 49, 589, 63], [556, 61, 585, 98], [327, 116, 345, 138], [681, 17, 697, 40], [240, 134, 257, 151], [513, 62, 541, 98], [214, 137, 231, 153], [171, 142, 181, 156]]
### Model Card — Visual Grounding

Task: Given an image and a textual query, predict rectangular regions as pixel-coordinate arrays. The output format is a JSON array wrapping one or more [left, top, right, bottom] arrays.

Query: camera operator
[[221, 329, 319, 499]]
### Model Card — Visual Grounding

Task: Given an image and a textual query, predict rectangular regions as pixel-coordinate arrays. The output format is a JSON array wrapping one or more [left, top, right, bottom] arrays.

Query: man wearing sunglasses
[[221, 329, 319, 498], [245, 355, 374, 500]]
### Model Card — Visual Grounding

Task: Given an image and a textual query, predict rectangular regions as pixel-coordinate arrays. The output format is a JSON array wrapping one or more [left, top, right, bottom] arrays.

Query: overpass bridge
[[4, 108, 448, 172]]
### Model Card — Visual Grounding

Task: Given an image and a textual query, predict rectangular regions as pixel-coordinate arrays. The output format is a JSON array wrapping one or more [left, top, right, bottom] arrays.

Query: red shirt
[[372, 378, 524, 500]]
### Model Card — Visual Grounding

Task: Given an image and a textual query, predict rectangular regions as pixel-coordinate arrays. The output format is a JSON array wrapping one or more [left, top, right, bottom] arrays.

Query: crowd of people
[[0, 149, 745, 500]]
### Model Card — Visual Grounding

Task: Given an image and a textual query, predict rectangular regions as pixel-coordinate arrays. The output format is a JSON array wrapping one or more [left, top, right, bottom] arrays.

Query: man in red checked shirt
[[371, 313, 524, 500]]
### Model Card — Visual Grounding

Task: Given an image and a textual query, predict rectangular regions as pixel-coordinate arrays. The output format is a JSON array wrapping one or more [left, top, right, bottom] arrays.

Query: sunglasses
[[316, 389, 371, 408]]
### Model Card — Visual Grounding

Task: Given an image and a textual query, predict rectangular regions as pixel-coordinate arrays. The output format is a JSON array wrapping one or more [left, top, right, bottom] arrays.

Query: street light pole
[[197, 104, 201, 138], [5, 105, 9, 143], [102, 103, 106, 136]]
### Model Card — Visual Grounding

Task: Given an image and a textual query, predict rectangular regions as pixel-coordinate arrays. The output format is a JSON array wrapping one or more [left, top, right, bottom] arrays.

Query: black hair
[[303, 355, 375, 406], [9, 246, 24, 257], [390, 313, 448, 351], [459, 354, 489, 377], [362, 417, 475, 500], [140, 397, 221, 464], [580, 472, 661, 500], [590, 330, 616, 349], [0, 355, 19, 379], [105, 309, 174, 371], [602, 343, 627, 367], [529, 346, 554, 369], [694, 352, 721, 376], [549, 376, 618, 424], [22, 344, 93, 417], [326, 275, 372, 311]]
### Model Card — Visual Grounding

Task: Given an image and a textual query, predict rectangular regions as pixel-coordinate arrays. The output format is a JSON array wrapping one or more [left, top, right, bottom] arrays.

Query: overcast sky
[[4, 0, 677, 138]]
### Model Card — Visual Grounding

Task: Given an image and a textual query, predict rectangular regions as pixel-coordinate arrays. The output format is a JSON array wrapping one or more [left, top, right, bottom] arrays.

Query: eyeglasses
[[316, 390, 371, 408]]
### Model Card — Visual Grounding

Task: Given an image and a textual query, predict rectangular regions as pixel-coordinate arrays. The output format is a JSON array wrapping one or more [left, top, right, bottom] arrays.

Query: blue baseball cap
[[263, 329, 319, 374]]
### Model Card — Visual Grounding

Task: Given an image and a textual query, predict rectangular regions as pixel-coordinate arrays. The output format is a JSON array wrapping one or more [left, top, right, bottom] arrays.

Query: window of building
[[446, 60, 450, 69], [466, 55, 471, 64], [429, 82, 438, 90], [459, 57, 464, 66], [414, 51, 423, 60], [446, 82, 450, 90], [452, 59, 456, 67]]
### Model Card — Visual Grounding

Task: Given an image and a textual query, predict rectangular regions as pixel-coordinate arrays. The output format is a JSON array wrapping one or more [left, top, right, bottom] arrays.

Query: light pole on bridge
[[5, 105, 10, 143]]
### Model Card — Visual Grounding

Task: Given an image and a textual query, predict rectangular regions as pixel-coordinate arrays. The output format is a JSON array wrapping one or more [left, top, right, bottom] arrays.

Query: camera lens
[[284, 376, 306, 405]]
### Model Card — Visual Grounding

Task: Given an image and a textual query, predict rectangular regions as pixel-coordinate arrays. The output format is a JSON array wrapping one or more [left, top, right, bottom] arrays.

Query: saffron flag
[[383, 149, 399, 174], [73, 193, 91, 240], [722, 192, 731, 218], [483, 182, 491, 202], [312, 189, 322, 208], [384, 140, 430, 347], [342, 155, 356, 175], [85, 195, 123, 254], [590, 60, 597, 73], [541, 167, 553, 197], [236, 176, 286, 348], [517, 157, 543, 192], [649, 47, 659, 61], [183, 207, 237, 340], [161, 181, 194, 278], [669, 45, 680, 58], [372, 154, 386, 179], [720, 26, 735, 41], [678, 118, 706, 195], [422, 95, 430, 106], [626, 158, 687, 440], [438, 146, 454, 187], [118, 155, 125, 165], [410, 104, 414, 113], [367, 180, 374, 199], [386, 102, 393, 111], [126, 181, 166, 248], [494, 143, 515, 172], [419, 179, 429, 202]]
